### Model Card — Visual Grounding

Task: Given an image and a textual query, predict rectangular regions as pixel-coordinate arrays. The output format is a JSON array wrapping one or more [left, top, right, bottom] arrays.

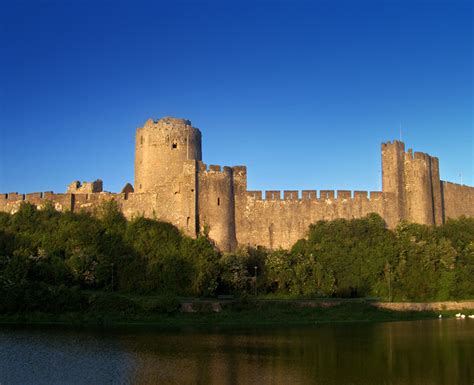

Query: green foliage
[[218, 253, 249, 294], [180, 236, 220, 296], [262, 214, 397, 298], [0, 202, 225, 312], [88, 292, 140, 314], [217, 246, 267, 295], [142, 295, 181, 314], [393, 223, 457, 300], [0, 204, 473, 315], [260, 214, 473, 301]]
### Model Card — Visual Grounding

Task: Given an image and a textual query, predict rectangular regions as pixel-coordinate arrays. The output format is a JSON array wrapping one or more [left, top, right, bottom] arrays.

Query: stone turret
[[382, 140, 443, 226], [134, 117, 202, 193], [381, 141, 407, 225], [404, 150, 442, 225], [198, 164, 238, 252]]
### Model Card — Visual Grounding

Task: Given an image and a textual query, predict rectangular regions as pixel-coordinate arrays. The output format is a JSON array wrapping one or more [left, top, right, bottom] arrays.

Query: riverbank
[[1, 295, 473, 328]]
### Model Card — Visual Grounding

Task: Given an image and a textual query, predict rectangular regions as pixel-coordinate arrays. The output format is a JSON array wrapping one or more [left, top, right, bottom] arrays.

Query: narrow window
[[140, 136, 143, 145], [217, 197, 220, 206]]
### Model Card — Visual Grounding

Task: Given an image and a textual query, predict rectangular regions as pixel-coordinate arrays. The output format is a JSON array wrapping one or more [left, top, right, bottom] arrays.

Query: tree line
[[0, 202, 473, 313]]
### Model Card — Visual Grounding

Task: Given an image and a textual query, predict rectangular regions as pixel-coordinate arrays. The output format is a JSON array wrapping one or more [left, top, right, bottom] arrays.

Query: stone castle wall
[[235, 189, 390, 250], [441, 181, 474, 220], [1, 117, 473, 251]]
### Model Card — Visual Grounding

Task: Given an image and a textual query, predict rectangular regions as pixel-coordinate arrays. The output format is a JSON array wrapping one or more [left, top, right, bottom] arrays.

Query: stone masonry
[[1, 116, 473, 251]]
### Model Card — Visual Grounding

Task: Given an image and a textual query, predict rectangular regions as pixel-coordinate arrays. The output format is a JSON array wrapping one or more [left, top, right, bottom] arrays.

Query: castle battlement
[[231, 165, 247, 175], [382, 140, 405, 147], [243, 189, 389, 202], [198, 163, 234, 175], [143, 117, 193, 131], [1, 116, 473, 251]]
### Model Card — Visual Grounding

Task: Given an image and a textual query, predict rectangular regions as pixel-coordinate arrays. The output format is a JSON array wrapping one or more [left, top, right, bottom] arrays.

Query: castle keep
[[1, 117, 473, 251]]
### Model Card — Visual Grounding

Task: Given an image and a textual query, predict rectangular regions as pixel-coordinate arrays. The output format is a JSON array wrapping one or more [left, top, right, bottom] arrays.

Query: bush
[[1, 205, 473, 312], [143, 295, 181, 314], [191, 301, 214, 313], [87, 293, 140, 314]]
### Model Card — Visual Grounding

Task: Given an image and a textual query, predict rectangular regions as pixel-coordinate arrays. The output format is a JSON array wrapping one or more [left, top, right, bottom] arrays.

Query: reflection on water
[[0, 319, 473, 385]]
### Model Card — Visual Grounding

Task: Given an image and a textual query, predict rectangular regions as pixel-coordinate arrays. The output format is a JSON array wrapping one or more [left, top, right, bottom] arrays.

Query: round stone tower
[[134, 117, 202, 193]]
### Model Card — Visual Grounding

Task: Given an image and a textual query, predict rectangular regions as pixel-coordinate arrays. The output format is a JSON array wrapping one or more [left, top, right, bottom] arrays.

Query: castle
[[1, 117, 473, 251]]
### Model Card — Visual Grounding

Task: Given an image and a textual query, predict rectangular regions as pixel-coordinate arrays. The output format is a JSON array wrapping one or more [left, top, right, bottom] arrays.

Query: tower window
[[217, 197, 220, 206], [172, 142, 178, 149], [140, 136, 143, 145]]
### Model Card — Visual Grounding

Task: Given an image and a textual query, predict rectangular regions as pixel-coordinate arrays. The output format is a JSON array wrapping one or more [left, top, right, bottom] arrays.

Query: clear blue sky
[[0, 0, 472, 194]]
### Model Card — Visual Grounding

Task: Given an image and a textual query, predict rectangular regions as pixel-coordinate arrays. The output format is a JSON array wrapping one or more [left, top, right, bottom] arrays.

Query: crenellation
[[7, 193, 24, 201], [232, 166, 247, 195], [39, 193, 74, 212], [370, 191, 383, 200], [26, 192, 41, 199], [25, 193, 42, 204], [199, 164, 235, 177], [247, 191, 262, 200], [231, 165, 247, 175], [337, 190, 352, 200], [265, 191, 281, 200], [320, 190, 335, 200], [354, 191, 368, 200], [283, 190, 299, 200], [302, 190, 317, 200], [414, 152, 429, 161], [382, 139, 404, 148], [198, 162, 207, 172], [1, 116, 472, 251]]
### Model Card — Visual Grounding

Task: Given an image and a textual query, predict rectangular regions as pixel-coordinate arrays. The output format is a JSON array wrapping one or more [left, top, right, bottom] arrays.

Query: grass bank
[[1, 292, 473, 328]]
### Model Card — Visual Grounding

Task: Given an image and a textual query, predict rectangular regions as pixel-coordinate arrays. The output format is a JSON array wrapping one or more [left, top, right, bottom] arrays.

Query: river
[[0, 319, 472, 384]]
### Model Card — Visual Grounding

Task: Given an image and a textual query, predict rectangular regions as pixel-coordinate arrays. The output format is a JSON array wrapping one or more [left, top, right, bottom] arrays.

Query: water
[[0, 319, 472, 385]]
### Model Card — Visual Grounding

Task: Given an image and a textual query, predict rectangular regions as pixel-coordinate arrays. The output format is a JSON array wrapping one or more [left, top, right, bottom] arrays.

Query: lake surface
[[0, 319, 472, 385]]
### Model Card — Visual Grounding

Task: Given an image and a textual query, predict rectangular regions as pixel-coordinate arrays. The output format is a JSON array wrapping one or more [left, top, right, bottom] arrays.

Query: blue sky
[[0, 0, 472, 194]]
